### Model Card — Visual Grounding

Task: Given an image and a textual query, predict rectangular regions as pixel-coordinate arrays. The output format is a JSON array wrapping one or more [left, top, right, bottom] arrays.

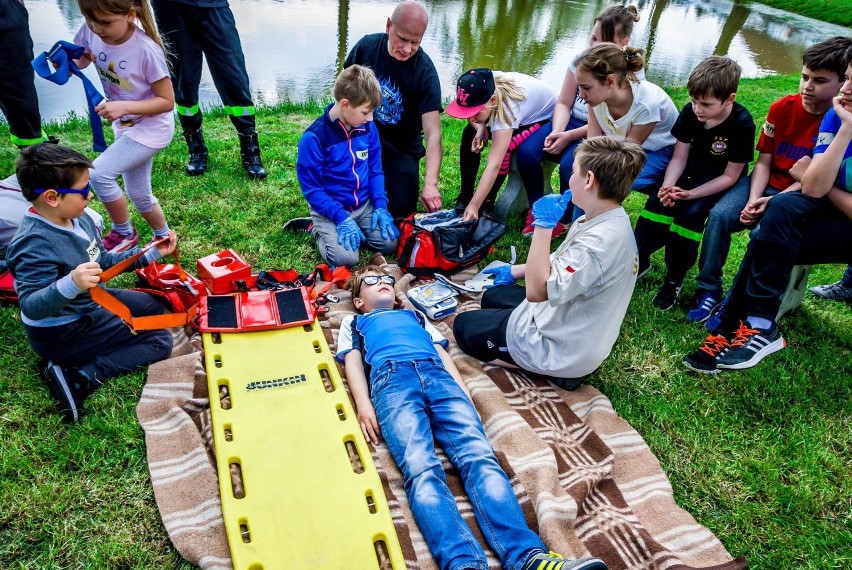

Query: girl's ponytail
[[575, 42, 644, 88], [133, 0, 168, 55], [490, 75, 526, 128]]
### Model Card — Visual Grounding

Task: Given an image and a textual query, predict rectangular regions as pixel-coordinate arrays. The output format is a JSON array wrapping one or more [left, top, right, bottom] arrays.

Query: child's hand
[[669, 187, 691, 201], [483, 264, 515, 287], [740, 196, 770, 225], [462, 203, 480, 222], [71, 261, 102, 290], [470, 125, 489, 154], [531, 194, 568, 229], [337, 217, 366, 251], [543, 131, 568, 154], [357, 403, 382, 445], [370, 208, 400, 241], [833, 94, 852, 126], [155, 230, 178, 257], [95, 100, 130, 121]]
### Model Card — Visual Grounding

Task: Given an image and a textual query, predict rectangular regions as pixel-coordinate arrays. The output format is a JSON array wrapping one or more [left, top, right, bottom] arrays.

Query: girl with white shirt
[[575, 43, 678, 193], [446, 68, 556, 221]]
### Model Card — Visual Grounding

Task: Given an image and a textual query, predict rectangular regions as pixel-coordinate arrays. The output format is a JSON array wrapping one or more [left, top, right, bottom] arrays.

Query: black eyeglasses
[[361, 274, 396, 286], [33, 183, 93, 196]]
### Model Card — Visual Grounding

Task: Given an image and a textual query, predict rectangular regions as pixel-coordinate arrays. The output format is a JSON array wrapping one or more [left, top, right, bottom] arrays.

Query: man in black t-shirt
[[344, 0, 443, 218]]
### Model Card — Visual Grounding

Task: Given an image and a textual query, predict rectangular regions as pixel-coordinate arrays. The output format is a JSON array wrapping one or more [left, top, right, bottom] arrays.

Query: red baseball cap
[[446, 68, 496, 119]]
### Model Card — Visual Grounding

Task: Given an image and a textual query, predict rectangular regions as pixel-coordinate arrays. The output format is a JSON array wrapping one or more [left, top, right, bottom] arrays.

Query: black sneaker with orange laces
[[683, 332, 732, 374], [716, 321, 785, 370]]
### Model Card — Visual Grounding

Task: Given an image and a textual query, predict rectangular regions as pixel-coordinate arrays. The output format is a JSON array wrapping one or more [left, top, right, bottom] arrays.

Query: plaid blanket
[[138, 260, 746, 570]]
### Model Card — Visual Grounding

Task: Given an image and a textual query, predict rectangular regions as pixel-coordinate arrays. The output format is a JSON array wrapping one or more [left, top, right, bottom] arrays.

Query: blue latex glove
[[531, 193, 571, 229], [337, 217, 366, 251], [371, 207, 400, 241], [483, 264, 516, 287]]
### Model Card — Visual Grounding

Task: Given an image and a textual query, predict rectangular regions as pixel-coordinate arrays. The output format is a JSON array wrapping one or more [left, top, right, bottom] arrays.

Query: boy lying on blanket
[[335, 265, 607, 570]]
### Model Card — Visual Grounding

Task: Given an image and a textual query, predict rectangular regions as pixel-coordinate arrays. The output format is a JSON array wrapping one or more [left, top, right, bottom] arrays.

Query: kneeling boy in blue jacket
[[296, 65, 399, 267]]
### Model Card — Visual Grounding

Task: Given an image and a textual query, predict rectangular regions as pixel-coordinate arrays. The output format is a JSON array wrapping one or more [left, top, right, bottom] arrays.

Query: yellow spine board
[[202, 322, 404, 569]]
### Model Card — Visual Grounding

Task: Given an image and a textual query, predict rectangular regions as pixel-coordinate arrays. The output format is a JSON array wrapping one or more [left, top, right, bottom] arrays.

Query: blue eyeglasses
[[33, 183, 93, 196]]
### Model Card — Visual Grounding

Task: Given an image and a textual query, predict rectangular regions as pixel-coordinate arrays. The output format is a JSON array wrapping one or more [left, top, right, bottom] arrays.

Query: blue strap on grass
[[32, 41, 107, 152]]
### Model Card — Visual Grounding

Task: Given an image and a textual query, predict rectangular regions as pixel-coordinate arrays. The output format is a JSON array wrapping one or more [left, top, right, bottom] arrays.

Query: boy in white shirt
[[454, 136, 645, 386]]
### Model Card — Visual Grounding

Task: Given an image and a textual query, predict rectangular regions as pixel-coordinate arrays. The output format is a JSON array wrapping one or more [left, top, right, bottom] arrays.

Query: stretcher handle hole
[[211, 332, 222, 344], [365, 491, 377, 514], [218, 381, 232, 410], [319, 366, 335, 393], [213, 355, 222, 368], [224, 424, 233, 442], [239, 518, 251, 543], [336, 405, 346, 421], [374, 538, 393, 570], [229, 460, 245, 499], [344, 438, 364, 474], [303, 324, 313, 332], [313, 340, 322, 353]]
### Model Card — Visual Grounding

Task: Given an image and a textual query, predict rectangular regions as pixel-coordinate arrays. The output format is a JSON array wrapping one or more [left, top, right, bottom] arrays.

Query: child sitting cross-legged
[[296, 65, 399, 267], [336, 266, 607, 570], [6, 143, 176, 423]]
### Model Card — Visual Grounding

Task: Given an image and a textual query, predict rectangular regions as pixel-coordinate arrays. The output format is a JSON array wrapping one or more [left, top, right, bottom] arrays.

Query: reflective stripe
[[224, 105, 255, 117], [670, 223, 704, 242], [176, 103, 200, 116], [638, 209, 673, 226], [10, 133, 45, 146]]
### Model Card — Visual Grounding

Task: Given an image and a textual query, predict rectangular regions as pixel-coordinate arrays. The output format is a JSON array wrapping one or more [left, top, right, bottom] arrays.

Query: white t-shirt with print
[[490, 72, 556, 132], [74, 26, 174, 149], [591, 79, 677, 151], [506, 207, 638, 378]]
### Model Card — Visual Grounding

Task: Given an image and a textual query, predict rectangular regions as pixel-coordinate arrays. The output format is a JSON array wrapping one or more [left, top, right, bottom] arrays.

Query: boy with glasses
[[6, 143, 176, 422], [336, 265, 606, 570]]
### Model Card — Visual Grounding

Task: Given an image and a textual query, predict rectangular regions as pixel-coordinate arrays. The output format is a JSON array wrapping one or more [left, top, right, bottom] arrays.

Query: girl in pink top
[[74, 0, 175, 251]]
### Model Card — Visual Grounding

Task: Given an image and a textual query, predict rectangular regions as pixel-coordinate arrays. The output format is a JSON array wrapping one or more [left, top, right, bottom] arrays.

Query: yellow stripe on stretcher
[[202, 321, 404, 569]]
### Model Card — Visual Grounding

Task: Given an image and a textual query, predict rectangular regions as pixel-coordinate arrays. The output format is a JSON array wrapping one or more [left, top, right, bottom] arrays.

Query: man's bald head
[[386, 1, 429, 62]]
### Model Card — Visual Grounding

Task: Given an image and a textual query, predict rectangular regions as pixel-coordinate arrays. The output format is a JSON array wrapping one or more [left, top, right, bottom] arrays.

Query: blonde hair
[[489, 74, 527, 128], [334, 65, 382, 108], [77, 0, 167, 54], [575, 43, 644, 89], [574, 136, 646, 203]]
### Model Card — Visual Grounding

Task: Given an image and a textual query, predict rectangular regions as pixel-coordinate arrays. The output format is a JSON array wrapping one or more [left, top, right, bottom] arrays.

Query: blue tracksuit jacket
[[296, 104, 388, 225]]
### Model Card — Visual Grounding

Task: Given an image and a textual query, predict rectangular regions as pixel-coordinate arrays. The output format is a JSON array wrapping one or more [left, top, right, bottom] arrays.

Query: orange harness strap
[[89, 240, 198, 331]]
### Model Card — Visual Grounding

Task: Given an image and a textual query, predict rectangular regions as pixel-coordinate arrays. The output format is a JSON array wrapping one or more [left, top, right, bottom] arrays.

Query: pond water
[[22, 0, 852, 123]]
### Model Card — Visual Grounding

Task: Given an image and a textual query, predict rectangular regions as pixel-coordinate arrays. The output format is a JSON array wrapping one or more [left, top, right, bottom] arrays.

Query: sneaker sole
[[567, 558, 608, 570], [717, 336, 786, 370], [682, 356, 721, 374], [45, 364, 80, 422]]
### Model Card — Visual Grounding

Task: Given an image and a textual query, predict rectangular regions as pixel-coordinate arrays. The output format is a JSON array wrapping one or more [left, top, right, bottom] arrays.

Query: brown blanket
[[138, 261, 745, 570]]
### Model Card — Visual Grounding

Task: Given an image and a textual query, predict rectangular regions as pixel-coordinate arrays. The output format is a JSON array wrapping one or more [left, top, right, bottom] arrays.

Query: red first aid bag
[[396, 210, 506, 277]]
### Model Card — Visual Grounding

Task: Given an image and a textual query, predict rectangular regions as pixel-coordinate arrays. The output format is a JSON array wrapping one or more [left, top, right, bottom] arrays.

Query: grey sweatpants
[[90, 135, 161, 213], [311, 201, 398, 267]]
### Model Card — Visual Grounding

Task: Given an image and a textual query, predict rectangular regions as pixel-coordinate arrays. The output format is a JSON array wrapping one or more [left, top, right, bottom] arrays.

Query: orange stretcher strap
[[90, 239, 199, 331]]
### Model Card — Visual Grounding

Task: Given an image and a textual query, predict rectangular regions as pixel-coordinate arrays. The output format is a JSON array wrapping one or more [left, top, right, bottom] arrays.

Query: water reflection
[[21, 0, 852, 123]]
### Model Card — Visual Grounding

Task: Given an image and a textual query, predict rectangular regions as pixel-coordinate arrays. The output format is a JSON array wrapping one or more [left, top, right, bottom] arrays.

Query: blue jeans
[[695, 176, 781, 293], [371, 358, 545, 570]]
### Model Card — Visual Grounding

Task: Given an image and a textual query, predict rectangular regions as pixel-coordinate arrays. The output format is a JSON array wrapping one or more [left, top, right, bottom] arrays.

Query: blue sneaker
[[704, 296, 728, 333], [686, 290, 723, 323]]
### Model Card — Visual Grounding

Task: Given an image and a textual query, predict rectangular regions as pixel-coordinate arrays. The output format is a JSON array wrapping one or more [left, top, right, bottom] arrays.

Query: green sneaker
[[522, 550, 608, 570]]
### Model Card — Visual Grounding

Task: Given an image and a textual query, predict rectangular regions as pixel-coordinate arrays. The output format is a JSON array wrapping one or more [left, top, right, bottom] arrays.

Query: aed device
[[407, 282, 459, 320]]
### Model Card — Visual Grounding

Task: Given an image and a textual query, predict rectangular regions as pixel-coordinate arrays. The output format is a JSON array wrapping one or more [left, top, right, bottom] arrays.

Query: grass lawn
[[1, 74, 850, 568], [754, 0, 852, 28]]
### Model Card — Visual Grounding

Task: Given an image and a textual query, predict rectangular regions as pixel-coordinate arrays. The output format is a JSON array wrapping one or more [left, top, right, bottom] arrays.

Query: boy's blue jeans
[[371, 357, 545, 570], [695, 176, 780, 294]]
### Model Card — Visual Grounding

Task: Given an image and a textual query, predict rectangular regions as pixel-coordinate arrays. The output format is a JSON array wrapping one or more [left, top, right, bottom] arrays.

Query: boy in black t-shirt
[[634, 56, 756, 310]]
